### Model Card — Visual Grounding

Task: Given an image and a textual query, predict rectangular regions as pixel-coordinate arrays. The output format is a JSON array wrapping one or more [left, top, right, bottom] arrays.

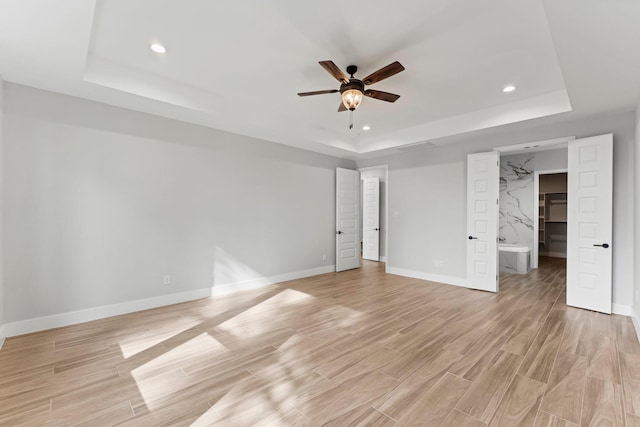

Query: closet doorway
[[359, 165, 388, 263], [533, 170, 568, 268]]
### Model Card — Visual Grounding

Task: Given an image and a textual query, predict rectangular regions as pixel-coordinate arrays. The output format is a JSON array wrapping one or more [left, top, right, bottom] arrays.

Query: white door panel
[[362, 177, 380, 261], [567, 134, 613, 314], [336, 168, 360, 272], [466, 151, 499, 292]]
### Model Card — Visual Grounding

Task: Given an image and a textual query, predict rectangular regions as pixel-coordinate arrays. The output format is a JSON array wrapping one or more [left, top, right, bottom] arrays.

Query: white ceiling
[[1, 0, 639, 159]]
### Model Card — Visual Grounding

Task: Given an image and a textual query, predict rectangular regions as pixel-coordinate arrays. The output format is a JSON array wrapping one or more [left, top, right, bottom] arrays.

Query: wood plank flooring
[[1, 257, 639, 426]]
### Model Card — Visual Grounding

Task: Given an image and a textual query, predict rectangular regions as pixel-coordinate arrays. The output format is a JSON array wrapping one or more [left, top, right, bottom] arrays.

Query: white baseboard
[[386, 266, 468, 288], [3, 288, 212, 338], [3, 265, 336, 338], [379, 256, 388, 262], [612, 303, 633, 316], [0, 325, 5, 349]]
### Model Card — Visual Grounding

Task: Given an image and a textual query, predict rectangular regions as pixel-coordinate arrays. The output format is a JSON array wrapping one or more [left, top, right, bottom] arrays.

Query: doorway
[[358, 165, 388, 263], [488, 134, 613, 314], [533, 170, 568, 268], [496, 142, 569, 274]]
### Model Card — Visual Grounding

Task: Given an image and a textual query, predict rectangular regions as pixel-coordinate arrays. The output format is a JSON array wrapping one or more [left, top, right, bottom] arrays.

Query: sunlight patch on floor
[[216, 289, 315, 339], [190, 406, 222, 426], [131, 332, 227, 410], [117, 320, 201, 358]]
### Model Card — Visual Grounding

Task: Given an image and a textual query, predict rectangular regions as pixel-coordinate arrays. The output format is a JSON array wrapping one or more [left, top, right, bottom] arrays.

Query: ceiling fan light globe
[[342, 89, 363, 111]]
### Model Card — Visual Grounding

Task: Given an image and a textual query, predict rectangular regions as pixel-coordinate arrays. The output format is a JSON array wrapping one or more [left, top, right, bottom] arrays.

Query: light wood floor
[[1, 257, 640, 426]]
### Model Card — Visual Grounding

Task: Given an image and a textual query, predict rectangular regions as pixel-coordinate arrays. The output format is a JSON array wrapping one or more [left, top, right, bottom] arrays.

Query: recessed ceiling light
[[150, 43, 166, 54], [503, 85, 516, 93], [362, 125, 371, 131]]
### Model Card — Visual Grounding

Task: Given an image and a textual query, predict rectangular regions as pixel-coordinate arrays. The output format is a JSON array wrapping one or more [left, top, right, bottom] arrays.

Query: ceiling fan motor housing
[[339, 79, 365, 95]]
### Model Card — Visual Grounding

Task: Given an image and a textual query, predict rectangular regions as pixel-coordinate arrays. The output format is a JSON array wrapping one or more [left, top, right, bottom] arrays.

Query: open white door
[[466, 151, 499, 292], [336, 168, 360, 272], [362, 177, 380, 261], [567, 134, 613, 314]]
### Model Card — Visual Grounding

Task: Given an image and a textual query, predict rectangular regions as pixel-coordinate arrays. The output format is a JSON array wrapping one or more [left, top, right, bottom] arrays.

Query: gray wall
[[0, 76, 4, 343], [3, 83, 354, 323], [635, 101, 640, 324], [535, 149, 570, 173], [357, 111, 635, 309]]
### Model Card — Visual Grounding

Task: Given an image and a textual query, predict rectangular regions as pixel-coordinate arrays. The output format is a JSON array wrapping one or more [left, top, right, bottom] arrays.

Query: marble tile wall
[[499, 153, 534, 249]]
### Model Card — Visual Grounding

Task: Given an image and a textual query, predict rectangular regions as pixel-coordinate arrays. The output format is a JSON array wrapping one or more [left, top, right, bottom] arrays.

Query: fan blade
[[338, 101, 347, 112], [362, 61, 405, 85], [298, 89, 339, 97], [319, 61, 349, 84], [364, 89, 400, 102]]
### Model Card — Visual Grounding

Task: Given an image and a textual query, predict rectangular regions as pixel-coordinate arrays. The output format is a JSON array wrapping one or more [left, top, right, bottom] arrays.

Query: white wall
[[360, 167, 387, 260], [2, 84, 354, 330], [357, 111, 636, 310], [0, 75, 5, 345]]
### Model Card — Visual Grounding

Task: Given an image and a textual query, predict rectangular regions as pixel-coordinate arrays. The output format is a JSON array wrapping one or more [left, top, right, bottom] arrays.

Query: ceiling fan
[[298, 60, 405, 112]]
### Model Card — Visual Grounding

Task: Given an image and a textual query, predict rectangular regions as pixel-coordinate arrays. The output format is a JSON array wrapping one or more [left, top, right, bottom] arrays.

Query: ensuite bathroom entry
[[498, 149, 568, 275]]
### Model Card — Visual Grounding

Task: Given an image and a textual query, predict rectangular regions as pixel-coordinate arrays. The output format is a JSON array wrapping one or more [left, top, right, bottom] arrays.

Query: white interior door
[[567, 134, 613, 314], [336, 168, 360, 272], [466, 151, 499, 292], [362, 177, 380, 261]]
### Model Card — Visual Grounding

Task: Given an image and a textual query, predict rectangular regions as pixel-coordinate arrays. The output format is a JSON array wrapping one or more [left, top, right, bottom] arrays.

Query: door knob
[[468, 236, 478, 240], [593, 243, 610, 248], [374, 228, 379, 231], [336, 231, 343, 235]]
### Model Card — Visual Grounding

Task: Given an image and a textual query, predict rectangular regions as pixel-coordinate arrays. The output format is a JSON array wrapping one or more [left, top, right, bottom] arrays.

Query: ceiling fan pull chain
[[349, 110, 354, 130]]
